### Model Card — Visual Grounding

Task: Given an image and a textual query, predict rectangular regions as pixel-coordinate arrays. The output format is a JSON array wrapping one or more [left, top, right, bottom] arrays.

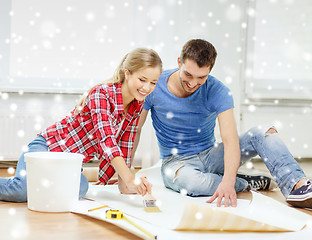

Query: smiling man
[[134, 39, 311, 209]]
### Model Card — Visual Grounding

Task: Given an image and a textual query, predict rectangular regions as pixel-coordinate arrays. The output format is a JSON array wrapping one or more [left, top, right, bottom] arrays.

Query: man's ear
[[177, 57, 182, 68]]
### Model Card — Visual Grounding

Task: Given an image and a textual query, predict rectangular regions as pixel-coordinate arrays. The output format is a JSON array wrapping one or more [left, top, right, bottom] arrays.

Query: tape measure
[[106, 209, 157, 239], [106, 209, 123, 219]]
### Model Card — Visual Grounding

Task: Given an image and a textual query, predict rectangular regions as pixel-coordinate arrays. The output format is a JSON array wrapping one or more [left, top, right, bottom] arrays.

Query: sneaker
[[237, 173, 277, 191], [286, 179, 312, 209]]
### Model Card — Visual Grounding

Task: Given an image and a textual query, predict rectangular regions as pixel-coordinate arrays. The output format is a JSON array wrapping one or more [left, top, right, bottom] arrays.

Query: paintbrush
[[143, 193, 161, 213]]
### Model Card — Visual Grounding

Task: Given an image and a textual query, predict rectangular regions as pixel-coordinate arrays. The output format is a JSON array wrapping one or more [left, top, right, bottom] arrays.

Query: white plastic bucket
[[24, 152, 84, 212]]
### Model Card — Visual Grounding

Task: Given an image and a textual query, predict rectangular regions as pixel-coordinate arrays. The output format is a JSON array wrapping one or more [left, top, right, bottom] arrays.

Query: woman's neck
[[121, 82, 134, 112]]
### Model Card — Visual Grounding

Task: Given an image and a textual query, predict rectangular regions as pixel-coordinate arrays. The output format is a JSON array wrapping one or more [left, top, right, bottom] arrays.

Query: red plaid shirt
[[40, 83, 143, 184]]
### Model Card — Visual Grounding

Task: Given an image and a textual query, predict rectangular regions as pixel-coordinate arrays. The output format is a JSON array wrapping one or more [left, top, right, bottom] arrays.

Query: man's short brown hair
[[180, 39, 217, 69]]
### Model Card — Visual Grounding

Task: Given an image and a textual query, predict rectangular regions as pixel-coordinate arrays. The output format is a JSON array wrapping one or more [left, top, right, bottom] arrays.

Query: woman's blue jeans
[[161, 126, 306, 198], [0, 135, 89, 202]]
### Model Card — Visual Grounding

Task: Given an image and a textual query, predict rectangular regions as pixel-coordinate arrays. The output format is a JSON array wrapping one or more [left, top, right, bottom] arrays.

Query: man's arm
[[206, 108, 240, 207]]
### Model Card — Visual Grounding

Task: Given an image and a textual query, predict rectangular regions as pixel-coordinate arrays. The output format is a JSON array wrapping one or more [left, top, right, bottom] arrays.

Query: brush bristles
[[144, 206, 161, 212]]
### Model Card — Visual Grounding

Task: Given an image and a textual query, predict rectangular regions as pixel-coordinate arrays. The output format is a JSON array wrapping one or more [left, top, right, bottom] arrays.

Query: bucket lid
[[24, 152, 84, 162]]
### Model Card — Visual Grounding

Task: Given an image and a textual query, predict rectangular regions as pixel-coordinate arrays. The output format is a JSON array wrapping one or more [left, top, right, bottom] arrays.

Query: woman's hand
[[111, 156, 152, 196], [118, 175, 152, 196]]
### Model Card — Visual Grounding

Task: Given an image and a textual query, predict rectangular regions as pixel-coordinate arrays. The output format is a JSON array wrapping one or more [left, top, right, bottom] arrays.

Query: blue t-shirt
[[143, 68, 234, 159]]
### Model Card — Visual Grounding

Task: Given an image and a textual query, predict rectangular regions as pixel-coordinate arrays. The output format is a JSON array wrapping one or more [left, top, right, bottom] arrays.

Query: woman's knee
[[12, 189, 28, 202], [1, 178, 28, 202], [79, 174, 89, 199]]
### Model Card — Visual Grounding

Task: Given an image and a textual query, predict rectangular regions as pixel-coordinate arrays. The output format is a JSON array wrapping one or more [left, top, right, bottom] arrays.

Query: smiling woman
[[0, 47, 163, 203]]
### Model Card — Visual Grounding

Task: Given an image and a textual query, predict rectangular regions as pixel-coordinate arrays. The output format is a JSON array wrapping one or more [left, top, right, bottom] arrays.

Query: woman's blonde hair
[[74, 48, 162, 115]]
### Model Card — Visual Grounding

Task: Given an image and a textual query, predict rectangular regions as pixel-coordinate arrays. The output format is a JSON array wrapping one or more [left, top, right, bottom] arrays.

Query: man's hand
[[206, 181, 237, 207]]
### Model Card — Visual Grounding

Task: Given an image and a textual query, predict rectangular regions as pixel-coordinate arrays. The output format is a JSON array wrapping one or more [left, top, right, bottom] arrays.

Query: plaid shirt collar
[[113, 82, 143, 115], [114, 82, 125, 114]]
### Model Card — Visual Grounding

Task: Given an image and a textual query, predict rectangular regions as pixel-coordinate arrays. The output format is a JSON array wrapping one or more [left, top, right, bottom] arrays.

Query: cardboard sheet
[[71, 162, 312, 239]]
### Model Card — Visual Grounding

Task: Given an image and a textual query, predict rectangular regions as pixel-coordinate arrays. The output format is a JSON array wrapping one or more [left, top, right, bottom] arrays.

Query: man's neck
[[167, 70, 191, 98]]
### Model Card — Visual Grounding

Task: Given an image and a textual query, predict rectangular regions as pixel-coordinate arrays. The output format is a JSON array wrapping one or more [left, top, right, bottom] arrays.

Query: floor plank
[[1, 160, 312, 239], [0, 201, 141, 240]]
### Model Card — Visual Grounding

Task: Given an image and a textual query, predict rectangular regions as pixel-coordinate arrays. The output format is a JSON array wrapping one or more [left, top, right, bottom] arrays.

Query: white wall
[[1, 0, 311, 166], [0, 0, 248, 165], [0, 92, 80, 160], [240, 0, 312, 159]]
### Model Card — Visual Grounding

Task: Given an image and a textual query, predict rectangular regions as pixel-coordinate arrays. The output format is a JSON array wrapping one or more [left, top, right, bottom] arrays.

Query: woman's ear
[[124, 69, 130, 79]]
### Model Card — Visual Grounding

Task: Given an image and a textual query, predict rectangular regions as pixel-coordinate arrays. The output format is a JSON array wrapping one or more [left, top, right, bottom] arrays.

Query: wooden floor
[[1, 161, 312, 240], [0, 201, 140, 240], [0, 167, 140, 240]]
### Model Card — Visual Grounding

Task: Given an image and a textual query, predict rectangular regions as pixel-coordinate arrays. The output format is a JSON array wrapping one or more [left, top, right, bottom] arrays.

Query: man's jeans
[[161, 126, 306, 198], [0, 135, 89, 202]]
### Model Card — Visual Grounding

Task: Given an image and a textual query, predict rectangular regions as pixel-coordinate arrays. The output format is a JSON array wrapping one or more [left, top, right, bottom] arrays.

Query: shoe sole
[[236, 173, 278, 190], [237, 170, 278, 189], [286, 197, 312, 209]]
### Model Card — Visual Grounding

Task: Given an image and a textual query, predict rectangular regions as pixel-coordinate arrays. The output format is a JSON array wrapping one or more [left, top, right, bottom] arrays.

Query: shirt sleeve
[[87, 88, 124, 164], [143, 93, 153, 111], [209, 78, 234, 114]]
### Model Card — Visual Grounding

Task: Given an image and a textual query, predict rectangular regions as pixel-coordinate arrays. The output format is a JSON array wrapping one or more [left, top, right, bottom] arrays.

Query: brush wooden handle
[[143, 193, 156, 200]]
